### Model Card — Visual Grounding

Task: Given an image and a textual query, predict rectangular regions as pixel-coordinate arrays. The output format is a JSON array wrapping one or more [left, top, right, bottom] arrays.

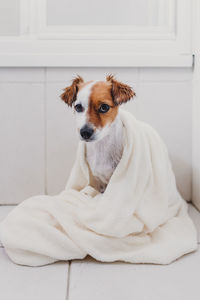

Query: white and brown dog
[[61, 75, 135, 193]]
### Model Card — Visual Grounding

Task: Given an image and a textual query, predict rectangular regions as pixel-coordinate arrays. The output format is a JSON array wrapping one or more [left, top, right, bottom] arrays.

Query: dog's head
[[60, 75, 135, 142]]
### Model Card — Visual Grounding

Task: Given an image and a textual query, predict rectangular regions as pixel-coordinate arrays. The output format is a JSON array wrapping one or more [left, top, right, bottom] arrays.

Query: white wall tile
[[140, 67, 192, 81], [0, 84, 45, 204], [69, 249, 200, 300], [46, 67, 138, 83], [0, 248, 68, 300], [0, 68, 45, 82], [122, 83, 138, 116], [138, 82, 192, 201], [46, 83, 79, 195]]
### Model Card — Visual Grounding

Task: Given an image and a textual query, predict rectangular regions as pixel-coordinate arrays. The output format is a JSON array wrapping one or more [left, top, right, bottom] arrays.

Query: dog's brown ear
[[106, 74, 135, 105], [60, 75, 84, 106]]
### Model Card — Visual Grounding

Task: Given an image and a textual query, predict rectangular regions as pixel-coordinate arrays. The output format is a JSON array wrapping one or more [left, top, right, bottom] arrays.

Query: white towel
[[0, 109, 197, 266]]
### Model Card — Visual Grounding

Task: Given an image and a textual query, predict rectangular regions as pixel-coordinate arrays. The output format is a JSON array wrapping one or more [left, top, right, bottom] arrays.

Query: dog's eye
[[74, 104, 84, 112], [98, 104, 110, 113]]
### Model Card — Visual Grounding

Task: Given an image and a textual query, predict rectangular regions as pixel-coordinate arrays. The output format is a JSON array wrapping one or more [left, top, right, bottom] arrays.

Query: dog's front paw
[[99, 184, 106, 193]]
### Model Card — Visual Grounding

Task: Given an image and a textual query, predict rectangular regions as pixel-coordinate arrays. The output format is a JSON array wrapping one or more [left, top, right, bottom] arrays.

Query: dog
[[61, 75, 135, 193]]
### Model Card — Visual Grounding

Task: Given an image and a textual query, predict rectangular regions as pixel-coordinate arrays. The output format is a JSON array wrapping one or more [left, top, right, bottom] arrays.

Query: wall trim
[[24, 0, 176, 40], [0, 54, 193, 67], [0, 0, 191, 56]]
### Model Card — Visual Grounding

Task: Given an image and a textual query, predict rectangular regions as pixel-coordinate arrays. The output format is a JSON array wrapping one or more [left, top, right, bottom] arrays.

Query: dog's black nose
[[80, 126, 94, 140]]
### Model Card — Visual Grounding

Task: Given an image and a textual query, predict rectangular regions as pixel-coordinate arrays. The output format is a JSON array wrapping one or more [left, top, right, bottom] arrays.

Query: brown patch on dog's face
[[88, 81, 119, 128]]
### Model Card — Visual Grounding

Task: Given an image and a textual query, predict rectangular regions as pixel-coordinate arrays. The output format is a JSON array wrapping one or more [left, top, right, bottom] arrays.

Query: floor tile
[[69, 249, 200, 300], [0, 203, 199, 300], [0, 248, 69, 300]]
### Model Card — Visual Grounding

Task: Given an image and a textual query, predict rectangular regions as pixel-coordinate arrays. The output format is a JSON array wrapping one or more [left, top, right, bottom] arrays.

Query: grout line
[[0, 79, 192, 84], [0, 81, 46, 84], [135, 68, 141, 117], [44, 68, 48, 196], [42, 80, 193, 84], [0, 204, 17, 206], [137, 80, 192, 84], [66, 261, 72, 300]]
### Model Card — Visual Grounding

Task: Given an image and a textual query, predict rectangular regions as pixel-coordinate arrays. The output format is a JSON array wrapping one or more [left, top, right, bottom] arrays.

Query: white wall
[[47, 0, 166, 26], [0, 0, 20, 36], [0, 67, 192, 204]]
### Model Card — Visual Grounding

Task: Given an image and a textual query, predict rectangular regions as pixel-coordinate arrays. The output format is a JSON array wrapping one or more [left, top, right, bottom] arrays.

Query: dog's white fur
[[74, 81, 94, 133], [86, 116, 124, 193], [74, 81, 124, 193]]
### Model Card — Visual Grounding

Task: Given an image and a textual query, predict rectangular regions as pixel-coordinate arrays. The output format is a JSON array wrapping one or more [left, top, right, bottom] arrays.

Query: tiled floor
[[0, 204, 200, 300]]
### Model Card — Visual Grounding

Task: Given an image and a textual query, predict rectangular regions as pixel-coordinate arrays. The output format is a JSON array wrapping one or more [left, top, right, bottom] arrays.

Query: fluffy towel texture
[[0, 109, 197, 266]]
